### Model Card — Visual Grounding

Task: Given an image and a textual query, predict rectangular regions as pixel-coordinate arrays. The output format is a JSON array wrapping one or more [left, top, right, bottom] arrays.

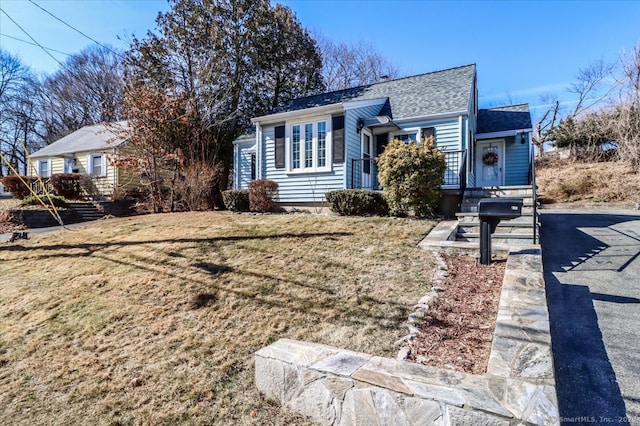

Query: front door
[[361, 132, 373, 189], [476, 140, 504, 187]]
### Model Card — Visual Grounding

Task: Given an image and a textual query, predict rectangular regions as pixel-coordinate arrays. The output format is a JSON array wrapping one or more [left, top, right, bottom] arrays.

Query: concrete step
[[459, 205, 536, 214]]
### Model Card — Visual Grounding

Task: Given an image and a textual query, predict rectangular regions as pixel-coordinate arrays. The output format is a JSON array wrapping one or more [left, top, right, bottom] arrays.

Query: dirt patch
[[0, 198, 24, 234], [536, 156, 640, 205], [408, 255, 505, 374]]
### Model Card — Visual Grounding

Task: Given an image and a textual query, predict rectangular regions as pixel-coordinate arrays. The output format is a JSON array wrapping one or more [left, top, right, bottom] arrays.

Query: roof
[[30, 122, 128, 158], [477, 104, 532, 134], [232, 130, 256, 145], [273, 64, 477, 119]]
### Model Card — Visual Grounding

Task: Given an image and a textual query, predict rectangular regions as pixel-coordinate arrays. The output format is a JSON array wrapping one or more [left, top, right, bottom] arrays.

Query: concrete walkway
[[540, 210, 640, 425]]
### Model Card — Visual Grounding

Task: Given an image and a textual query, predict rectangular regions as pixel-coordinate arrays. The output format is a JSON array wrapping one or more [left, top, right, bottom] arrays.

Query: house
[[28, 122, 133, 197], [233, 63, 534, 216]]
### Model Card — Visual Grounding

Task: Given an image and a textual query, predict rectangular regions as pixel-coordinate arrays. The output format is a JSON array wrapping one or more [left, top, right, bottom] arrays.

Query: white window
[[88, 153, 106, 177], [288, 118, 331, 172], [393, 131, 418, 143], [38, 160, 51, 177]]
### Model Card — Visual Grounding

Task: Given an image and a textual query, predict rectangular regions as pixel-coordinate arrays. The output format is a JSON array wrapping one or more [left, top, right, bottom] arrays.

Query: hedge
[[325, 189, 389, 216], [222, 190, 250, 212], [1, 175, 37, 199]]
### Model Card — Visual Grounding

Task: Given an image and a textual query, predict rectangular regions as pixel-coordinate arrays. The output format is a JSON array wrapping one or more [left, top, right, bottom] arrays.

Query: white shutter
[[86, 155, 92, 175], [47, 159, 51, 177], [100, 155, 107, 177]]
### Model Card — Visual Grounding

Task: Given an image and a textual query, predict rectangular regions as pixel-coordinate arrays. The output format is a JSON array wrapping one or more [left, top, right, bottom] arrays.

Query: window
[[63, 158, 74, 174], [288, 118, 331, 172], [38, 160, 50, 177], [250, 152, 256, 180], [89, 153, 106, 177], [394, 132, 417, 143], [317, 121, 327, 167]]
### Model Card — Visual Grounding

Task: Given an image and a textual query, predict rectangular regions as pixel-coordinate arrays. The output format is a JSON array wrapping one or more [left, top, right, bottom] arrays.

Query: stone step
[[459, 205, 536, 214], [456, 231, 535, 241]]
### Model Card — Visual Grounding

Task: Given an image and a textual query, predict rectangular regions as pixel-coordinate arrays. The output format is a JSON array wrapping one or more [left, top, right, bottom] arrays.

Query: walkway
[[540, 210, 640, 425]]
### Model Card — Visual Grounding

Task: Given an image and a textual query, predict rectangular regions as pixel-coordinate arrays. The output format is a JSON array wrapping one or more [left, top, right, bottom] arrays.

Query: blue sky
[[1, 0, 639, 122]]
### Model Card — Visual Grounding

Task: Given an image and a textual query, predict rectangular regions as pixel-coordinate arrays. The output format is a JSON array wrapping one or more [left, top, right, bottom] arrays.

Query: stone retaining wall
[[255, 239, 559, 425]]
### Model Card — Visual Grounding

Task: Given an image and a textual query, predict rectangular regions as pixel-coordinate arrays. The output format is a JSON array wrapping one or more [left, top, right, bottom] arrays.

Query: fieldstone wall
[[255, 248, 559, 425]]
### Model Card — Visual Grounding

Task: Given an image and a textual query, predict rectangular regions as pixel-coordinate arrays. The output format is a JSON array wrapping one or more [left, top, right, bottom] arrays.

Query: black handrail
[[530, 143, 538, 244]]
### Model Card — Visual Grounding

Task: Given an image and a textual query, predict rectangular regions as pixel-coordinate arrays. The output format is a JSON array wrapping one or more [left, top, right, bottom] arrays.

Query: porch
[[350, 150, 467, 190]]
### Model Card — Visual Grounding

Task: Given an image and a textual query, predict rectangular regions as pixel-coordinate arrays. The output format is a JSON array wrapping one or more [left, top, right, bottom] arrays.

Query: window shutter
[[332, 115, 345, 163], [421, 127, 435, 141], [101, 155, 107, 177], [86, 155, 91, 175], [274, 125, 285, 169]]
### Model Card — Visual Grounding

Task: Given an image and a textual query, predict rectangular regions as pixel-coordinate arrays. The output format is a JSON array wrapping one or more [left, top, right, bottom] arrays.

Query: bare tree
[[40, 44, 124, 144], [315, 33, 401, 91], [535, 59, 614, 156]]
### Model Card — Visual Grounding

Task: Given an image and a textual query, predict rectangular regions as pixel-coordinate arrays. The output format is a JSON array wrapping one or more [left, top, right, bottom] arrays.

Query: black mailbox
[[478, 198, 523, 219], [477, 198, 523, 265]]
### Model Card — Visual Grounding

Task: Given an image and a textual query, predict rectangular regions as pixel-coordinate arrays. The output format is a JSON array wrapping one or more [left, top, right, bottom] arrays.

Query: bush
[[248, 179, 279, 212], [377, 137, 446, 217], [222, 190, 250, 212], [50, 173, 82, 199], [1, 175, 37, 199], [20, 194, 67, 207], [325, 189, 389, 216]]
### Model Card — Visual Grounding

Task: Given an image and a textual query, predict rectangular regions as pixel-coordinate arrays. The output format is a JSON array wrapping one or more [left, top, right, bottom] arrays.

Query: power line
[[0, 7, 66, 68], [26, 0, 123, 58], [0, 32, 72, 56]]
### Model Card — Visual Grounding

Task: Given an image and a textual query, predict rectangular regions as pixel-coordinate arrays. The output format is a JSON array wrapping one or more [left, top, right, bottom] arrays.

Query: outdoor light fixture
[[520, 132, 526, 144], [356, 119, 364, 133]]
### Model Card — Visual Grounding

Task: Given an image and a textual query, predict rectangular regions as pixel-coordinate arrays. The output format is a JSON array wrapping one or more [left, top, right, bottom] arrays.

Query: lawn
[[0, 211, 436, 425]]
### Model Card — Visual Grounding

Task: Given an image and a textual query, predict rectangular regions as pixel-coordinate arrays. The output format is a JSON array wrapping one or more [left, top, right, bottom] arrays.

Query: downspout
[[112, 147, 117, 196]]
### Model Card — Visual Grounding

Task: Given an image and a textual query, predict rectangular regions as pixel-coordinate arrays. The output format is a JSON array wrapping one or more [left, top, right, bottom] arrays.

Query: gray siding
[[262, 124, 345, 203], [504, 135, 530, 185]]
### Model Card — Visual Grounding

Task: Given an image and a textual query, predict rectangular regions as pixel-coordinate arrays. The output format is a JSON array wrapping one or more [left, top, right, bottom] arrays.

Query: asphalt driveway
[[540, 210, 640, 425]]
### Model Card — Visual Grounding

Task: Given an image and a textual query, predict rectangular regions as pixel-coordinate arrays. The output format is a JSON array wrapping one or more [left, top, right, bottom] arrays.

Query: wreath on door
[[482, 151, 499, 166]]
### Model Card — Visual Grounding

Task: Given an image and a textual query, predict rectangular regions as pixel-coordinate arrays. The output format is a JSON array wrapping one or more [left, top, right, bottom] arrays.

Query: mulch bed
[[408, 255, 506, 374]]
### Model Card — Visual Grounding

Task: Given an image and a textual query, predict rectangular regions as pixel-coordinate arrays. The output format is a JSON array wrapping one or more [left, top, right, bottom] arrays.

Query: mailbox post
[[477, 198, 523, 265]]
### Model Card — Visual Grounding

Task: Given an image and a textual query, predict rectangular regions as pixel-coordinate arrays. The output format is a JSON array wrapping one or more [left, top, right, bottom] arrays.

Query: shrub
[[222, 190, 250, 212], [174, 162, 220, 211], [249, 179, 279, 212], [377, 137, 446, 217], [325, 189, 389, 216], [1, 175, 37, 199], [50, 173, 82, 199], [20, 194, 67, 207]]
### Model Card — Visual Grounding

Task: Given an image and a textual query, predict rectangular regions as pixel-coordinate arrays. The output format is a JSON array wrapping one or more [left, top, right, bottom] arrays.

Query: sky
[[1, 0, 640, 123]]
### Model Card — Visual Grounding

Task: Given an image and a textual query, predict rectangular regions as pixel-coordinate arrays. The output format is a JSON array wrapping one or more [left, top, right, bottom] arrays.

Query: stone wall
[[254, 248, 559, 425]]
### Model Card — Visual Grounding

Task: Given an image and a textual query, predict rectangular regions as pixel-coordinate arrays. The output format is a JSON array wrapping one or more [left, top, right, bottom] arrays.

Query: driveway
[[540, 210, 640, 425]]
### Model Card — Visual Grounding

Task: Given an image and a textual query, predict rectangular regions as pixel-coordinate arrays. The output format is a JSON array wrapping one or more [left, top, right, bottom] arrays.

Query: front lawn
[[0, 212, 436, 425]]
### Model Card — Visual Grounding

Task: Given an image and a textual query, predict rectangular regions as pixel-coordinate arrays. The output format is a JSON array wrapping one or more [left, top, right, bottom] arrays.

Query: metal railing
[[30, 178, 53, 195], [350, 150, 468, 190], [529, 144, 538, 244], [350, 158, 378, 190]]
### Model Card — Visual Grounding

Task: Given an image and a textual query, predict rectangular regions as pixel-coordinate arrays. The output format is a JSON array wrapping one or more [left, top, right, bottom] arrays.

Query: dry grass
[[536, 156, 640, 205], [0, 212, 436, 425]]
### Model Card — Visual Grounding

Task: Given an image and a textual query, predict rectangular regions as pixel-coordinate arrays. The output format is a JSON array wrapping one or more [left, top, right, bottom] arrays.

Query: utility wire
[[0, 7, 66, 68], [0, 32, 72, 56], [26, 0, 124, 58]]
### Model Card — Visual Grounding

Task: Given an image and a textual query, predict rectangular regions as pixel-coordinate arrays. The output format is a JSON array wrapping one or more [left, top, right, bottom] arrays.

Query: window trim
[[285, 116, 333, 174], [37, 159, 51, 178], [88, 153, 107, 177], [391, 127, 420, 143]]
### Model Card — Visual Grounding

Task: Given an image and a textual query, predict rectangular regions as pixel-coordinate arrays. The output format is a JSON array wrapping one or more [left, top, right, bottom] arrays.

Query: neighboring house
[[28, 122, 132, 197], [233, 64, 534, 214]]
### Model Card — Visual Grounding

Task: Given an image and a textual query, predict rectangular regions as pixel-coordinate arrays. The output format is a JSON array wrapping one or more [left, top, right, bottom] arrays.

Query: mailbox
[[478, 198, 523, 219], [477, 198, 523, 265]]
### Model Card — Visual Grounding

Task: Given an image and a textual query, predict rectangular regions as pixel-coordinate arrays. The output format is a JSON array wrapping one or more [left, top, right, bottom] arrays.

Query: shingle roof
[[477, 104, 532, 134], [274, 64, 476, 119], [30, 122, 128, 158]]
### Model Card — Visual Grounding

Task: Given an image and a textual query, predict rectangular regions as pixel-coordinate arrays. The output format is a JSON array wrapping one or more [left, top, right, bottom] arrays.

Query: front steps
[[456, 185, 538, 244]]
